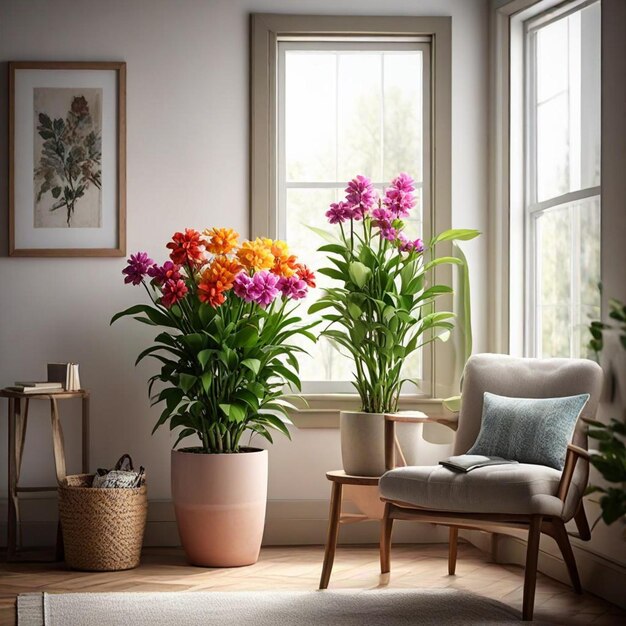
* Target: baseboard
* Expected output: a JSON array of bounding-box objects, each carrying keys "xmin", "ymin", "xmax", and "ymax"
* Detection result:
[
  {"xmin": 461, "ymin": 529, "xmax": 626, "ymax": 610},
  {"xmin": 0, "ymin": 497, "xmax": 448, "ymax": 549}
]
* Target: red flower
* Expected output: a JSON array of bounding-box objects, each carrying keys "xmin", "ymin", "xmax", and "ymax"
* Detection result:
[
  {"xmin": 166, "ymin": 229, "xmax": 206, "ymax": 265},
  {"xmin": 295, "ymin": 264, "xmax": 316, "ymax": 288},
  {"xmin": 198, "ymin": 279, "xmax": 226, "ymax": 308},
  {"xmin": 161, "ymin": 279, "xmax": 188, "ymax": 308}
]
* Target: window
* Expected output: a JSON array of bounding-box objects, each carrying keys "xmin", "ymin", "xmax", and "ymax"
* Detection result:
[
  {"xmin": 277, "ymin": 41, "xmax": 430, "ymax": 393},
  {"xmin": 251, "ymin": 15, "xmax": 452, "ymax": 411},
  {"xmin": 524, "ymin": 0, "xmax": 601, "ymax": 358}
]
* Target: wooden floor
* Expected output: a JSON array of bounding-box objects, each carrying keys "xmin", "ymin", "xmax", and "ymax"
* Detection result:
[{"xmin": 1, "ymin": 543, "xmax": 624, "ymax": 625}]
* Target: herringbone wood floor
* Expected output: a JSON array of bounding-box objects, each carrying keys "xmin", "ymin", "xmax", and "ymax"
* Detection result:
[{"xmin": 1, "ymin": 544, "xmax": 624, "ymax": 625}]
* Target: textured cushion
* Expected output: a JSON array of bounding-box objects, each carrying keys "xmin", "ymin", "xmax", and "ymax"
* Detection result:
[
  {"xmin": 467, "ymin": 392, "xmax": 589, "ymax": 470},
  {"xmin": 379, "ymin": 463, "xmax": 565, "ymax": 517}
]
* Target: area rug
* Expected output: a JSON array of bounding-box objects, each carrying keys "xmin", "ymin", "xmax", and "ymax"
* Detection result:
[{"xmin": 17, "ymin": 588, "xmax": 530, "ymax": 625}]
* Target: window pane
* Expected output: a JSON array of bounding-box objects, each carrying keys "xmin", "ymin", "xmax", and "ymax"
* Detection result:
[
  {"xmin": 281, "ymin": 43, "xmax": 428, "ymax": 385},
  {"xmin": 285, "ymin": 53, "xmax": 337, "ymax": 182},
  {"xmin": 533, "ymin": 1, "xmax": 601, "ymax": 202},
  {"xmin": 534, "ymin": 196, "xmax": 601, "ymax": 358}
]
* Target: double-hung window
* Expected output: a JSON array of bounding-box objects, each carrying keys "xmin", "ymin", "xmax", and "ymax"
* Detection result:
[
  {"xmin": 251, "ymin": 15, "xmax": 452, "ymax": 413},
  {"xmin": 524, "ymin": 0, "xmax": 601, "ymax": 358}
]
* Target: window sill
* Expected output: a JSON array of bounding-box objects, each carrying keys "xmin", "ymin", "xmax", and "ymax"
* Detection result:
[{"xmin": 287, "ymin": 394, "xmax": 452, "ymax": 428}]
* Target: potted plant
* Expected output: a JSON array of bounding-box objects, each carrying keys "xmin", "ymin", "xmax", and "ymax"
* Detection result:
[
  {"xmin": 586, "ymin": 298, "xmax": 626, "ymax": 537},
  {"xmin": 310, "ymin": 173, "xmax": 479, "ymax": 476},
  {"xmin": 112, "ymin": 228, "xmax": 316, "ymax": 566}
]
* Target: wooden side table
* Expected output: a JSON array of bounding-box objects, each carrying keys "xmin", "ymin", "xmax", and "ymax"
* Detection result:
[
  {"xmin": 0, "ymin": 388, "xmax": 90, "ymax": 561},
  {"xmin": 319, "ymin": 470, "xmax": 380, "ymax": 589},
  {"xmin": 319, "ymin": 410, "xmax": 459, "ymax": 589}
]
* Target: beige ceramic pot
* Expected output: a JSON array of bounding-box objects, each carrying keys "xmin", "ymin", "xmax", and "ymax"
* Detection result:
[
  {"xmin": 340, "ymin": 411, "xmax": 422, "ymax": 477},
  {"xmin": 171, "ymin": 447, "xmax": 268, "ymax": 567}
]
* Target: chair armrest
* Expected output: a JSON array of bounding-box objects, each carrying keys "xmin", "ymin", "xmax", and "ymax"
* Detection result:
[{"xmin": 557, "ymin": 444, "xmax": 590, "ymax": 502}]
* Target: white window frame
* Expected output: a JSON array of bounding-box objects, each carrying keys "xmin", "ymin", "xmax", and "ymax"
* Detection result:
[
  {"xmin": 488, "ymin": 0, "xmax": 602, "ymax": 359},
  {"xmin": 276, "ymin": 39, "xmax": 432, "ymax": 395},
  {"xmin": 250, "ymin": 14, "xmax": 452, "ymax": 425}
]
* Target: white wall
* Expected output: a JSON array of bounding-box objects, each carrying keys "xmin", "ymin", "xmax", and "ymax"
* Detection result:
[{"xmin": 0, "ymin": 0, "xmax": 488, "ymax": 514}]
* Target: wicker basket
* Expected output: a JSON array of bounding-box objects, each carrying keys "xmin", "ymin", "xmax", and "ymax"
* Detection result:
[{"xmin": 58, "ymin": 473, "xmax": 147, "ymax": 571}]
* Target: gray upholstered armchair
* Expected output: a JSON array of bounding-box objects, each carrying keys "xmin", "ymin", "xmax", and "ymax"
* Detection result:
[{"xmin": 379, "ymin": 353, "xmax": 603, "ymax": 621}]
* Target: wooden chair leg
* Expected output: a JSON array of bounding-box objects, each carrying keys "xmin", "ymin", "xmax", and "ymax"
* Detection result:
[
  {"xmin": 548, "ymin": 519, "xmax": 582, "ymax": 594},
  {"xmin": 522, "ymin": 515, "xmax": 542, "ymax": 621},
  {"xmin": 380, "ymin": 502, "xmax": 394, "ymax": 575},
  {"xmin": 448, "ymin": 527, "xmax": 458, "ymax": 575},
  {"xmin": 319, "ymin": 481, "xmax": 342, "ymax": 590}
]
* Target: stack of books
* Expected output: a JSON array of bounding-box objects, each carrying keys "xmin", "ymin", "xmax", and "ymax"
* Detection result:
[
  {"xmin": 9, "ymin": 381, "xmax": 64, "ymax": 394},
  {"xmin": 48, "ymin": 363, "xmax": 81, "ymax": 391}
]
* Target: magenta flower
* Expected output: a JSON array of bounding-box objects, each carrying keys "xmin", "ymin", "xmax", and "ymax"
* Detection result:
[
  {"xmin": 398, "ymin": 233, "xmax": 424, "ymax": 253},
  {"xmin": 383, "ymin": 173, "xmax": 416, "ymax": 218},
  {"xmin": 277, "ymin": 275, "xmax": 308, "ymax": 300},
  {"xmin": 248, "ymin": 270, "xmax": 280, "ymax": 308},
  {"xmin": 371, "ymin": 207, "xmax": 392, "ymax": 222},
  {"xmin": 380, "ymin": 222, "xmax": 398, "ymax": 242},
  {"xmin": 233, "ymin": 271, "xmax": 254, "ymax": 301},
  {"xmin": 325, "ymin": 201, "xmax": 351, "ymax": 225},
  {"xmin": 345, "ymin": 175, "xmax": 376, "ymax": 219},
  {"xmin": 147, "ymin": 261, "xmax": 181, "ymax": 285},
  {"xmin": 122, "ymin": 251, "xmax": 154, "ymax": 286},
  {"xmin": 161, "ymin": 278, "xmax": 188, "ymax": 308}
]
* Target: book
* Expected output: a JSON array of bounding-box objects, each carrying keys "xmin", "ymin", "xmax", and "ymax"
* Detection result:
[
  {"xmin": 47, "ymin": 363, "xmax": 81, "ymax": 391},
  {"xmin": 439, "ymin": 455, "xmax": 519, "ymax": 473},
  {"xmin": 7, "ymin": 385, "xmax": 66, "ymax": 394},
  {"xmin": 14, "ymin": 381, "xmax": 63, "ymax": 389}
]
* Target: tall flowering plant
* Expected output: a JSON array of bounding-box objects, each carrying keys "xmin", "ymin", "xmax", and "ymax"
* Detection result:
[
  {"xmin": 310, "ymin": 173, "xmax": 479, "ymax": 413},
  {"xmin": 112, "ymin": 228, "xmax": 317, "ymax": 453}
]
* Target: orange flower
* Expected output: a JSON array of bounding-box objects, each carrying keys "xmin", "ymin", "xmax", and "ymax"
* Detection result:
[
  {"xmin": 197, "ymin": 279, "xmax": 226, "ymax": 308},
  {"xmin": 203, "ymin": 227, "xmax": 239, "ymax": 255},
  {"xmin": 167, "ymin": 229, "xmax": 206, "ymax": 265},
  {"xmin": 202, "ymin": 256, "xmax": 241, "ymax": 290},
  {"xmin": 236, "ymin": 238, "xmax": 274, "ymax": 271},
  {"xmin": 296, "ymin": 263, "xmax": 316, "ymax": 288},
  {"xmin": 273, "ymin": 253, "xmax": 299, "ymax": 278}
]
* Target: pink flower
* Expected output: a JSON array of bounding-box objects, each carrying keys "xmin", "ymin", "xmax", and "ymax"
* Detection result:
[
  {"xmin": 379, "ymin": 222, "xmax": 398, "ymax": 242},
  {"xmin": 383, "ymin": 173, "xmax": 416, "ymax": 218},
  {"xmin": 248, "ymin": 271, "xmax": 280, "ymax": 308},
  {"xmin": 122, "ymin": 251, "xmax": 154, "ymax": 285},
  {"xmin": 161, "ymin": 279, "xmax": 188, "ymax": 308},
  {"xmin": 233, "ymin": 271, "xmax": 254, "ymax": 301},
  {"xmin": 325, "ymin": 201, "xmax": 351, "ymax": 225},
  {"xmin": 371, "ymin": 207, "xmax": 392, "ymax": 222},
  {"xmin": 147, "ymin": 261, "xmax": 181, "ymax": 285},
  {"xmin": 398, "ymin": 233, "xmax": 424, "ymax": 253},
  {"xmin": 277, "ymin": 275, "xmax": 308, "ymax": 300},
  {"xmin": 345, "ymin": 175, "xmax": 376, "ymax": 219}
]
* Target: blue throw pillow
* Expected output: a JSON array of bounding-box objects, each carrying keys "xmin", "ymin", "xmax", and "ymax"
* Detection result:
[{"xmin": 467, "ymin": 392, "xmax": 590, "ymax": 470}]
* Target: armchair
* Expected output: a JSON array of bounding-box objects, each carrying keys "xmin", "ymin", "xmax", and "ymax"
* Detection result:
[{"xmin": 379, "ymin": 353, "xmax": 603, "ymax": 621}]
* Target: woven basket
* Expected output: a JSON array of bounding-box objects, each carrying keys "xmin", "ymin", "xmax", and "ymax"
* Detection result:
[{"xmin": 58, "ymin": 473, "xmax": 147, "ymax": 571}]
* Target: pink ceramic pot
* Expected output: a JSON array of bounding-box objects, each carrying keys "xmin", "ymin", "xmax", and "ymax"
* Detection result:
[{"xmin": 171, "ymin": 447, "xmax": 268, "ymax": 567}]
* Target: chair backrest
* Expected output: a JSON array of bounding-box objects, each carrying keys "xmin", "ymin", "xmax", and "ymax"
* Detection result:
[{"xmin": 454, "ymin": 353, "xmax": 604, "ymax": 456}]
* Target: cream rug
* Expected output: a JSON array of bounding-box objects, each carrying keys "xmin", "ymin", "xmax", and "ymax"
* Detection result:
[{"xmin": 18, "ymin": 589, "xmax": 531, "ymax": 625}]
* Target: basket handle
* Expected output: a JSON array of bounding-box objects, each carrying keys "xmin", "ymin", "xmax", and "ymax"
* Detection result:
[{"xmin": 115, "ymin": 454, "xmax": 134, "ymax": 472}]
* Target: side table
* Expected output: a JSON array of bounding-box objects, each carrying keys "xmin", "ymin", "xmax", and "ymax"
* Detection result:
[
  {"xmin": 0, "ymin": 388, "xmax": 90, "ymax": 561},
  {"xmin": 319, "ymin": 470, "xmax": 380, "ymax": 589}
]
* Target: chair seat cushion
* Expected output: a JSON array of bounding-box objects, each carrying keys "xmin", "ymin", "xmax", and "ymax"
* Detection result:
[{"xmin": 379, "ymin": 463, "xmax": 565, "ymax": 518}]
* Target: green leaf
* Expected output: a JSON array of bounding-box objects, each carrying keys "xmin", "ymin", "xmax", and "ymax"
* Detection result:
[
  {"xmin": 431, "ymin": 228, "xmax": 480, "ymax": 245},
  {"xmin": 308, "ymin": 300, "xmax": 335, "ymax": 315},
  {"xmin": 200, "ymin": 372, "xmax": 212, "ymax": 393},
  {"xmin": 233, "ymin": 325, "xmax": 259, "ymax": 348},
  {"xmin": 423, "ymin": 256, "xmax": 463, "ymax": 271},
  {"xmin": 173, "ymin": 428, "xmax": 197, "ymax": 449},
  {"xmin": 198, "ymin": 349, "xmax": 213, "ymax": 370},
  {"xmin": 178, "ymin": 373, "xmax": 197, "ymax": 393},
  {"xmin": 111, "ymin": 304, "xmax": 155, "ymax": 325},
  {"xmin": 241, "ymin": 358, "xmax": 261, "ymax": 375},
  {"xmin": 348, "ymin": 261, "xmax": 371, "ymax": 288},
  {"xmin": 318, "ymin": 267, "xmax": 345, "ymax": 282},
  {"xmin": 307, "ymin": 224, "xmax": 341, "ymax": 244}
]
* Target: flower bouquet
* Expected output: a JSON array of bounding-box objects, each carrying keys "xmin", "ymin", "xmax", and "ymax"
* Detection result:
[
  {"xmin": 310, "ymin": 173, "xmax": 479, "ymax": 475},
  {"xmin": 112, "ymin": 228, "xmax": 317, "ymax": 454}
]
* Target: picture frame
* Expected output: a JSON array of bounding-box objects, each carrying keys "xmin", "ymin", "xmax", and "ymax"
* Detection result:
[{"xmin": 9, "ymin": 61, "xmax": 126, "ymax": 257}]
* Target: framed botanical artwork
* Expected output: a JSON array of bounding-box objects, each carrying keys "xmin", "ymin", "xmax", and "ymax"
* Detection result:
[{"xmin": 9, "ymin": 61, "xmax": 126, "ymax": 257}]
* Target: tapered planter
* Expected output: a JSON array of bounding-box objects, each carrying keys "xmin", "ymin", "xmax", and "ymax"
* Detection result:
[
  {"xmin": 340, "ymin": 411, "xmax": 421, "ymax": 477},
  {"xmin": 171, "ymin": 447, "xmax": 268, "ymax": 567}
]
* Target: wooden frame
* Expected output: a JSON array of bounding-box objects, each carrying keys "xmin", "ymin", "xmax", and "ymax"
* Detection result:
[
  {"xmin": 8, "ymin": 61, "xmax": 126, "ymax": 257},
  {"xmin": 381, "ymin": 414, "xmax": 592, "ymax": 621}
]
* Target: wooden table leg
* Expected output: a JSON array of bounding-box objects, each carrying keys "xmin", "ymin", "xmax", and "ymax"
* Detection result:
[
  {"xmin": 49, "ymin": 398, "xmax": 67, "ymax": 484},
  {"xmin": 319, "ymin": 481, "xmax": 343, "ymax": 590},
  {"xmin": 81, "ymin": 395, "xmax": 90, "ymax": 474},
  {"xmin": 7, "ymin": 398, "xmax": 17, "ymax": 560}
]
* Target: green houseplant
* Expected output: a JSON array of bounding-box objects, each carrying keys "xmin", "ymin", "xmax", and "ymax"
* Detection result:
[
  {"xmin": 310, "ymin": 173, "xmax": 479, "ymax": 475},
  {"xmin": 586, "ymin": 298, "xmax": 626, "ymax": 533},
  {"xmin": 112, "ymin": 228, "xmax": 316, "ymax": 566}
]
